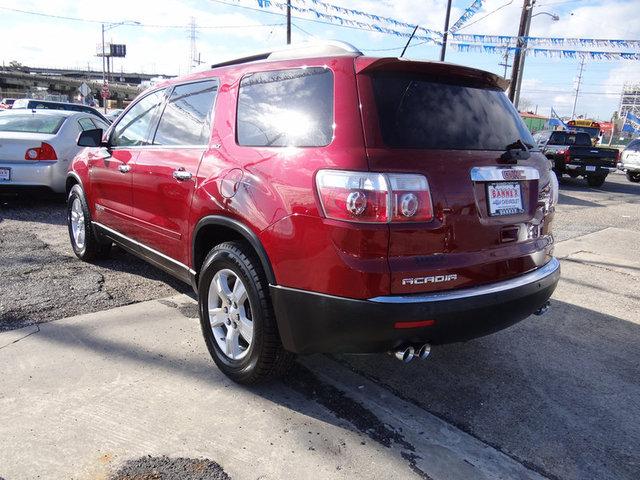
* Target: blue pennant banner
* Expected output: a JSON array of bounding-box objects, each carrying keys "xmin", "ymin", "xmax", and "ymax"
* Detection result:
[
  {"xmin": 449, "ymin": 0, "xmax": 483, "ymax": 34},
  {"xmin": 453, "ymin": 43, "xmax": 640, "ymax": 60}
]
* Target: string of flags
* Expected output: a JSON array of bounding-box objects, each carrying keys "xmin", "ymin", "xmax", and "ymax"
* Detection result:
[
  {"xmin": 451, "ymin": 34, "xmax": 640, "ymax": 50},
  {"xmin": 453, "ymin": 43, "xmax": 640, "ymax": 61},
  {"xmin": 251, "ymin": 0, "xmax": 640, "ymax": 61},
  {"xmin": 449, "ymin": 0, "xmax": 483, "ymax": 34}
]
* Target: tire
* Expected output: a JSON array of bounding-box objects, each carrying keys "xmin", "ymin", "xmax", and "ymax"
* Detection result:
[
  {"xmin": 198, "ymin": 241, "xmax": 293, "ymax": 384},
  {"xmin": 626, "ymin": 171, "xmax": 640, "ymax": 183},
  {"xmin": 586, "ymin": 173, "xmax": 607, "ymax": 187},
  {"xmin": 67, "ymin": 184, "xmax": 111, "ymax": 261}
]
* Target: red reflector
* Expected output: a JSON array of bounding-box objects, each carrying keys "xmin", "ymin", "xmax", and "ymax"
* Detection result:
[{"xmin": 394, "ymin": 319, "xmax": 436, "ymax": 329}]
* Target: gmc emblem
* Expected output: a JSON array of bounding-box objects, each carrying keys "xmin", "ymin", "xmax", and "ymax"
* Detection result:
[
  {"xmin": 502, "ymin": 169, "xmax": 525, "ymax": 180},
  {"xmin": 402, "ymin": 274, "xmax": 458, "ymax": 285}
]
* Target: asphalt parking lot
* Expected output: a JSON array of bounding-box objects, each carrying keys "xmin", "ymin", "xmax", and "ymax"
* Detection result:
[{"xmin": 1, "ymin": 172, "xmax": 639, "ymax": 480}]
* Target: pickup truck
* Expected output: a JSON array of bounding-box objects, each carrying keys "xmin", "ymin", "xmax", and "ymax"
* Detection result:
[{"xmin": 534, "ymin": 130, "xmax": 619, "ymax": 187}]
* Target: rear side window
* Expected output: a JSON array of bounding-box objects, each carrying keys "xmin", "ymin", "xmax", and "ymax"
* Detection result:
[
  {"xmin": 237, "ymin": 67, "xmax": 334, "ymax": 147},
  {"xmin": 78, "ymin": 118, "xmax": 96, "ymax": 131},
  {"xmin": 112, "ymin": 90, "xmax": 165, "ymax": 147},
  {"xmin": 548, "ymin": 132, "xmax": 591, "ymax": 146},
  {"xmin": 0, "ymin": 114, "xmax": 66, "ymax": 134},
  {"xmin": 371, "ymin": 73, "xmax": 535, "ymax": 151},
  {"xmin": 153, "ymin": 80, "xmax": 218, "ymax": 146}
]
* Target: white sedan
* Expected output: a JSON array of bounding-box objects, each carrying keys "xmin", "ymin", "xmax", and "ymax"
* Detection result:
[{"xmin": 0, "ymin": 109, "xmax": 109, "ymax": 193}]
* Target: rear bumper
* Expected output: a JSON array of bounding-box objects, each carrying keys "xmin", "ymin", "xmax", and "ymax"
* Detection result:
[
  {"xmin": 271, "ymin": 257, "xmax": 560, "ymax": 354},
  {"xmin": 563, "ymin": 164, "xmax": 616, "ymax": 175},
  {"xmin": 0, "ymin": 162, "xmax": 67, "ymax": 193}
]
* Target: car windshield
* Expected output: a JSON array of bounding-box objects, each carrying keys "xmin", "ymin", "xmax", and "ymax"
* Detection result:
[
  {"xmin": 548, "ymin": 131, "xmax": 592, "ymax": 146},
  {"xmin": 371, "ymin": 72, "xmax": 535, "ymax": 151},
  {"xmin": 0, "ymin": 114, "xmax": 66, "ymax": 134}
]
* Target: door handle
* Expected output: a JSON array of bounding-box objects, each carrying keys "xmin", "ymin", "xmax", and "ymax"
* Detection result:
[
  {"xmin": 173, "ymin": 169, "xmax": 193, "ymax": 181},
  {"xmin": 118, "ymin": 164, "xmax": 131, "ymax": 173}
]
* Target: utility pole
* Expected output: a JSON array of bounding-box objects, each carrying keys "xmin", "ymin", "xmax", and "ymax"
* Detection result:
[
  {"xmin": 440, "ymin": 0, "xmax": 453, "ymax": 61},
  {"xmin": 571, "ymin": 57, "xmax": 585, "ymax": 119},
  {"xmin": 101, "ymin": 23, "xmax": 107, "ymax": 113},
  {"xmin": 286, "ymin": 1, "xmax": 291, "ymax": 44},
  {"xmin": 188, "ymin": 17, "xmax": 197, "ymax": 72},
  {"xmin": 509, "ymin": 0, "xmax": 532, "ymax": 105},
  {"xmin": 499, "ymin": 49, "xmax": 512, "ymax": 78}
]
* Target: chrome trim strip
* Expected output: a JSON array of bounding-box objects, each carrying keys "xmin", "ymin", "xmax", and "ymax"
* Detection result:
[
  {"xmin": 110, "ymin": 145, "xmax": 207, "ymax": 151},
  {"xmin": 92, "ymin": 221, "xmax": 192, "ymax": 272},
  {"xmin": 470, "ymin": 166, "xmax": 540, "ymax": 182},
  {"xmin": 369, "ymin": 257, "xmax": 560, "ymax": 304}
]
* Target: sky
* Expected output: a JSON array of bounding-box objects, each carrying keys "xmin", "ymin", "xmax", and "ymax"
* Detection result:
[{"xmin": 0, "ymin": 0, "xmax": 638, "ymax": 120}]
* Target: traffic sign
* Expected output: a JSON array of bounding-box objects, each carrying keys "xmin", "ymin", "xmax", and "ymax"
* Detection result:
[
  {"xmin": 78, "ymin": 82, "xmax": 90, "ymax": 97},
  {"xmin": 101, "ymin": 83, "xmax": 110, "ymax": 99}
]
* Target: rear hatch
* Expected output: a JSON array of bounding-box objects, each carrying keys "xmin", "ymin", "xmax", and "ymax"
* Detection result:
[{"xmin": 355, "ymin": 58, "xmax": 554, "ymax": 294}]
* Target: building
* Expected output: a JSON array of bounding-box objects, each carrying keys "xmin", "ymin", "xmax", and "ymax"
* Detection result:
[
  {"xmin": 619, "ymin": 83, "xmax": 640, "ymax": 118},
  {"xmin": 519, "ymin": 112, "xmax": 549, "ymax": 133}
]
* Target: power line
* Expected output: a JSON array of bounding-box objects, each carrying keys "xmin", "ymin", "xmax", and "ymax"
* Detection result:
[
  {"xmin": 455, "ymin": 0, "xmax": 516, "ymax": 32},
  {"xmin": 0, "ymin": 5, "xmax": 282, "ymax": 29}
]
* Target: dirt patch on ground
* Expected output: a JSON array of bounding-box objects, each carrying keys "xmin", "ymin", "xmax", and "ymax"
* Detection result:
[{"xmin": 109, "ymin": 456, "xmax": 231, "ymax": 480}]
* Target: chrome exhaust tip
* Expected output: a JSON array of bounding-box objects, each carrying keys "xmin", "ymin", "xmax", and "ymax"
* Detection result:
[
  {"xmin": 534, "ymin": 301, "xmax": 551, "ymax": 316},
  {"xmin": 416, "ymin": 343, "xmax": 431, "ymax": 360},
  {"xmin": 393, "ymin": 346, "xmax": 415, "ymax": 363}
]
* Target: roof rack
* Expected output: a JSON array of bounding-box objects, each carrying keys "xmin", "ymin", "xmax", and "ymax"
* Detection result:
[{"xmin": 209, "ymin": 40, "xmax": 362, "ymax": 69}]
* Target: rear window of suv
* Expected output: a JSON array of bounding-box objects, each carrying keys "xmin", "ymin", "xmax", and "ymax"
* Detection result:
[
  {"xmin": 236, "ymin": 67, "xmax": 334, "ymax": 147},
  {"xmin": 371, "ymin": 73, "xmax": 535, "ymax": 151}
]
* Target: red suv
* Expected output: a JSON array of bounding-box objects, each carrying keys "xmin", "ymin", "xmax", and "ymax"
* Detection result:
[{"xmin": 67, "ymin": 42, "xmax": 560, "ymax": 384}]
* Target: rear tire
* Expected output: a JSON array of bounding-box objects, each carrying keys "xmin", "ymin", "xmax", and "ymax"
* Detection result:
[
  {"xmin": 626, "ymin": 171, "xmax": 640, "ymax": 183},
  {"xmin": 586, "ymin": 174, "xmax": 607, "ymax": 187},
  {"xmin": 67, "ymin": 184, "xmax": 111, "ymax": 261},
  {"xmin": 198, "ymin": 241, "xmax": 293, "ymax": 384}
]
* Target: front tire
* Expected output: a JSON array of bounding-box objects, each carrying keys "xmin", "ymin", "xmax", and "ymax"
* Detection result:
[
  {"xmin": 586, "ymin": 173, "xmax": 607, "ymax": 187},
  {"xmin": 198, "ymin": 241, "xmax": 293, "ymax": 384},
  {"xmin": 626, "ymin": 171, "xmax": 640, "ymax": 183},
  {"xmin": 67, "ymin": 184, "xmax": 111, "ymax": 261}
]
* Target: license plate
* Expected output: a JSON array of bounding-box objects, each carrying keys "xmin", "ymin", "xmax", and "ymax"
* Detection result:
[
  {"xmin": 586, "ymin": 165, "xmax": 596, "ymax": 172},
  {"xmin": 0, "ymin": 167, "xmax": 10, "ymax": 181},
  {"xmin": 487, "ymin": 182, "xmax": 524, "ymax": 216}
]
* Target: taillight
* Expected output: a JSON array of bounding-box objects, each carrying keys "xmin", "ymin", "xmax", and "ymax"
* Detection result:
[
  {"xmin": 25, "ymin": 143, "xmax": 58, "ymax": 161},
  {"xmin": 315, "ymin": 170, "xmax": 433, "ymax": 223},
  {"xmin": 563, "ymin": 150, "xmax": 571, "ymax": 163}
]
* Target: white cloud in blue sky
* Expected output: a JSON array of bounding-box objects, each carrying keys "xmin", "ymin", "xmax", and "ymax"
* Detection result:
[{"xmin": 0, "ymin": 0, "xmax": 638, "ymax": 120}]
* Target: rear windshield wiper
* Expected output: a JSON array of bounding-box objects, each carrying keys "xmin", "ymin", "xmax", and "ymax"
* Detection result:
[{"xmin": 500, "ymin": 139, "xmax": 531, "ymax": 164}]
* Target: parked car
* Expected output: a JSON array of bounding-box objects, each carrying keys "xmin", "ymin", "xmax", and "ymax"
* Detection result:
[
  {"xmin": 534, "ymin": 129, "xmax": 619, "ymax": 187},
  {"xmin": 619, "ymin": 139, "xmax": 640, "ymax": 183},
  {"xmin": 67, "ymin": 41, "xmax": 560, "ymax": 384},
  {"xmin": 0, "ymin": 98, "xmax": 16, "ymax": 109},
  {"xmin": 12, "ymin": 98, "xmax": 110, "ymax": 123},
  {"xmin": 0, "ymin": 109, "xmax": 109, "ymax": 193}
]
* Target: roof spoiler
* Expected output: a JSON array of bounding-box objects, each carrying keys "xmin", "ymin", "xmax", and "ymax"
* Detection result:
[{"xmin": 355, "ymin": 57, "xmax": 510, "ymax": 91}]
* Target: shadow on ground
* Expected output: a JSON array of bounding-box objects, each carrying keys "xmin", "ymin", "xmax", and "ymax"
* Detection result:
[{"xmin": 18, "ymin": 297, "xmax": 640, "ymax": 480}]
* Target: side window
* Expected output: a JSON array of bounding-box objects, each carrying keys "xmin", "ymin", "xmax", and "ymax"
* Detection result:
[
  {"xmin": 153, "ymin": 80, "xmax": 218, "ymax": 146},
  {"xmin": 237, "ymin": 67, "xmax": 334, "ymax": 147},
  {"xmin": 111, "ymin": 90, "xmax": 165, "ymax": 147},
  {"xmin": 78, "ymin": 118, "xmax": 96, "ymax": 131},
  {"xmin": 91, "ymin": 118, "xmax": 110, "ymax": 130},
  {"xmin": 629, "ymin": 140, "xmax": 640, "ymax": 151}
]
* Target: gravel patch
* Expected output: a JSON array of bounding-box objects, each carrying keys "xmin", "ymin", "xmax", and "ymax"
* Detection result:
[
  {"xmin": 0, "ymin": 195, "xmax": 188, "ymax": 331},
  {"xmin": 109, "ymin": 456, "xmax": 231, "ymax": 480}
]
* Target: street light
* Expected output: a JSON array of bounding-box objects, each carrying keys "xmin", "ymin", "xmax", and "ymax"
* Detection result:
[
  {"xmin": 512, "ymin": 5, "xmax": 559, "ymax": 110},
  {"xmin": 101, "ymin": 20, "xmax": 140, "ymax": 112}
]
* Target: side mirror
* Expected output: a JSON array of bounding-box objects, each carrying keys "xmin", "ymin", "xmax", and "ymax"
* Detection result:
[{"xmin": 77, "ymin": 128, "xmax": 105, "ymax": 147}]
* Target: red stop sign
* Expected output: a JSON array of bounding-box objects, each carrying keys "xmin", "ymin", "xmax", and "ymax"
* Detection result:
[{"xmin": 101, "ymin": 84, "xmax": 110, "ymax": 99}]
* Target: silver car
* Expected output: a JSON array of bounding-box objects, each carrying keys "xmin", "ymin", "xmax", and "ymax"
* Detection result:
[
  {"xmin": 619, "ymin": 139, "xmax": 640, "ymax": 183},
  {"xmin": 0, "ymin": 110, "xmax": 109, "ymax": 193}
]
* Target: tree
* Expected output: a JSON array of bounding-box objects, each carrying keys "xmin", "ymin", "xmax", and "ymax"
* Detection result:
[{"xmin": 8, "ymin": 60, "xmax": 23, "ymax": 69}]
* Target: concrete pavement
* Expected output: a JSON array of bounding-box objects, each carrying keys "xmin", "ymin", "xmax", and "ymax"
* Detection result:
[{"xmin": 0, "ymin": 295, "xmax": 546, "ymax": 480}]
